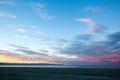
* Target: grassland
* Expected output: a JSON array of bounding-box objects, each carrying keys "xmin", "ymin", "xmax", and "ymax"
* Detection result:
[{"xmin": 0, "ymin": 67, "xmax": 120, "ymax": 80}]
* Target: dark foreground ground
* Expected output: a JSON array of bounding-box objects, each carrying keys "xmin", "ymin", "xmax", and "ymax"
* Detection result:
[{"xmin": 0, "ymin": 67, "xmax": 120, "ymax": 80}]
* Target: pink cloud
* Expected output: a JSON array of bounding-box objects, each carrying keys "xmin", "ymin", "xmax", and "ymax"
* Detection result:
[
  {"xmin": 79, "ymin": 54, "xmax": 101, "ymax": 62},
  {"xmin": 75, "ymin": 18, "xmax": 93, "ymax": 23},
  {"xmin": 89, "ymin": 23, "xmax": 103, "ymax": 33},
  {"xmin": 100, "ymin": 51, "xmax": 120, "ymax": 62},
  {"xmin": 75, "ymin": 18, "xmax": 104, "ymax": 33},
  {"xmin": 78, "ymin": 51, "xmax": 120, "ymax": 63}
]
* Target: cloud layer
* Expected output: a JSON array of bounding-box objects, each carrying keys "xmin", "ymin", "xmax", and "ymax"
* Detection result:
[
  {"xmin": 1, "ymin": 31, "xmax": 120, "ymax": 65},
  {"xmin": 56, "ymin": 31, "xmax": 120, "ymax": 64}
]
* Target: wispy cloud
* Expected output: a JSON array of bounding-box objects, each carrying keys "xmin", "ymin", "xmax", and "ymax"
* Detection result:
[
  {"xmin": 32, "ymin": 3, "xmax": 54, "ymax": 20},
  {"xmin": 16, "ymin": 28, "xmax": 26, "ymax": 32},
  {"xmin": 84, "ymin": 6, "xmax": 101, "ymax": 12},
  {"xmin": 8, "ymin": 44, "xmax": 47, "ymax": 55},
  {"xmin": 16, "ymin": 49, "xmax": 47, "ymax": 55},
  {"xmin": 8, "ymin": 24, "xmax": 44, "ymax": 35},
  {"xmin": 36, "ymin": 31, "xmax": 43, "ymax": 34},
  {"xmin": 9, "ymin": 44, "xmax": 29, "ymax": 49},
  {"xmin": 76, "ymin": 18, "xmax": 93, "ymax": 23},
  {"xmin": 14, "ymin": 34, "xmax": 48, "ymax": 42},
  {"xmin": 8, "ymin": 24, "xmax": 46, "ymax": 41},
  {"xmin": 7, "ymin": 13, "xmax": 16, "ymax": 18},
  {"xmin": 0, "ymin": 12, "xmax": 16, "ymax": 19},
  {"xmin": 75, "ymin": 18, "xmax": 105, "ymax": 33},
  {"xmin": 0, "ymin": 12, "xmax": 4, "ymax": 16},
  {"xmin": 36, "ymin": 37, "xmax": 48, "ymax": 42},
  {"xmin": 0, "ymin": 0, "xmax": 16, "ymax": 6},
  {"xmin": 14, "ymin": 34, "xmax": 29, "ymax": 39}
]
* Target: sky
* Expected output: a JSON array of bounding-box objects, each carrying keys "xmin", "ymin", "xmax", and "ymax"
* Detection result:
[{"xmin": 0, "ymin": 0, "xmax": 120, "ymax": 65}]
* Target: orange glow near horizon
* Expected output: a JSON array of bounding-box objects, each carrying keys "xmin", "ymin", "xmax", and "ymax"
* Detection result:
[
  {"xmin": 1, "ymin": 52, "xmax": 120, "ymax": 64},
  {"xmin": 0, "ymin": 53, "xmax": 57, "ymax": 64}
]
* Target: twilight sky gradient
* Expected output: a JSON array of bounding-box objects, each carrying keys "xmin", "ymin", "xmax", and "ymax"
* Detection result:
[{"xmin": 0, "ymin": 0, "xmax": 120, "ymax": 65}]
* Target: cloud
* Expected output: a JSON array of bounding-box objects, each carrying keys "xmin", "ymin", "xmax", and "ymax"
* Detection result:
[
  {"xmin": 7, "ymin": 13, "xmax": 16, "ymax": 18},
  {"xmin": 106, "ymin": 32, "xmax": 120, "ymax": 51},
  {"xmin": 16, "ymin": 49, "xmax": 47, "ymax": 55},
  {"xmin": 84, "ymin": 6, "xmax": 101, "ymax": 12},
  {"xmin": 14, "ymin": 34, "xmax": 29, "ymax": 38},
  {"xmin": 78, "ymin": 54, "xmax": 100, "ymax": 62},
  {"xmin": 1, "ymin": 30, "xmax": 120, "ymax": 64},
  {"xmin": 8, "ymin": 44, "xmax": 42, "ymax": 55},
  {"xmin": 74, "ymin": 34, "xmax": 93, "ymax": 41},
  {"xmin": 76, "ymin": 18, "xmax": 93, "ymax": 23},
  {"xmin": 16, "ymin": 28, "xmax": 26, "ymax": 32},
  {"xmin": 108, "ymin": 32, "xmax": 120, "ymax": 42},
  {"xmin": 89, "ymin": 23, "xmax": 105, "ymax": 33},
  {"xmin": 14, "ymin": 34, "xmax": 48, "ymax": 42},
  {"xmin": 36, "ymin": 31, "xmax": 43, "ymax": 34},
  {"xmin": 1, "ymin": 31, "xmax": 120, "ymax": 64},
  {"xmin": 39, "ymin": 50, "xmax": 48, "ymax": 54},
  {"xmin": 8, "ymin": 44, "xmax": 48, "ymax": 55},
  {"xmin": 2, "ymin": 43, "xmax": 78, "ymax": 63},
  {"xmin": 56, "ymin": 31, "xmax": 120, "ymax": 63},
  {"xmin": 8, "ymin": 44, "xmax": 29, "ymax": 49},
  {"xmin": 100, "ymin": 51, "xmax": 120, "ymax": 62},
  {"xmin": 0, "ymin": 12, "xmax": 16, "ymax": 19},
  {"xmin": 0, "ymin": 50, "xmax": 55, "ymax": 63},
  {"xmin": 0, "ymin": 12, "xmax": 5, "ymax": 16},
  {"xmin": 32, "ymin": 3, "xmax": 54, "ymax": 20},
  {"xmin": 0, "ymin": 49, "xmax": 76, "ymax": 64},
  {"xmin": 78, "ymin": 52, "xmax": 120, "ymax": 63},
  {"xmin": 50, "ymin": 52, "xmax": 77, "ymax": 59},
  {"xmin": 75, "ymin": 18, "xmax": 105, "ymax": 33},
  {"xmin": 0, "ymin": 0, "xmax": 16, "ymax": 6},
  {"xmin": 36, "ymin": 38, "xmax": 48, "ymax": 41}
]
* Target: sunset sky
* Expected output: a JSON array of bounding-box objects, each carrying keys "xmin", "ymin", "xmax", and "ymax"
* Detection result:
[{"xmin": 0, "ymin": 0, "xmax": 120, "ymax": 65}]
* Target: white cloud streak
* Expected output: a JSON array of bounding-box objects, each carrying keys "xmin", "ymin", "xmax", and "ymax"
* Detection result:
[
  {"xmin": 0, "ymin": 0, "xmax": 16, "ymax": 6},
  {"xmin": 16, "ymin": 28, "xmax": 26, "ymax": 32},
  {"xmin": 14, "ymin": 34, "xmax": 29, "ymax": 39},
  {"xmin": 32, "ymin": 3, "xmax": 53, "ymax": 20},
  {"xmin": 0, "ymin": 12, "xmax": 16, "ymax": 19},
  {"xmin": 76, "ymin": 18, "xmax": 93, "ymax": 23},
  {"xmin": 84, "ymin": 6, "xmax": 101, "ymax": 12},
  {"xmin": 36, "ymin": 31, "xmax": 43, "ymax": 34}
]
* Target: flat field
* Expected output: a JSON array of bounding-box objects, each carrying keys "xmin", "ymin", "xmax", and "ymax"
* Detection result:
[{"xmin": 0, "ymin": 67, "xmax": 120, "ymax": 80}]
